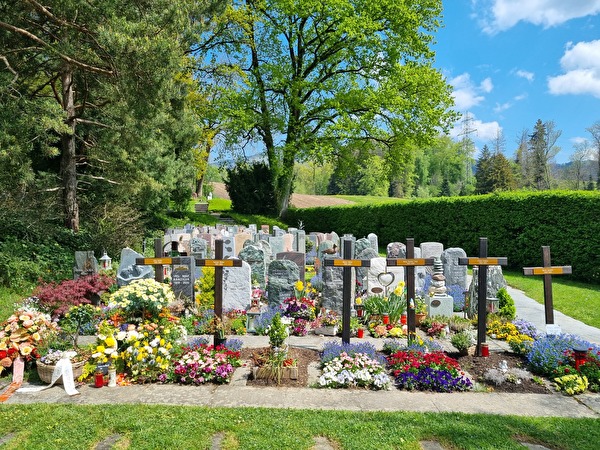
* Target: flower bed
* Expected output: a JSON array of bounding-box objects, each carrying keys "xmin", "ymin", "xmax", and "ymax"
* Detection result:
[{"xmin": 388, "ymin": 350, "xmax": 472, "ymax": 392}]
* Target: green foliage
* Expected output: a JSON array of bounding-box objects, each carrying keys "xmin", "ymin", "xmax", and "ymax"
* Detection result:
[
  {"xmin": 497, "ymin": 287, "xmax": 516, "ymax": 320},
  {"xmin": 268, "ymin": 313, "xmax": 288, "ymax": 349},
  {"xmin": 225, "ymin": 162, "xmax": 277, "ymax": 215},
  {"xmin": 287, "ymin": 190, "xmax": 600, "ymax": 283},
  {"xmin": 196, "ymin": 267, "xmax": 216, "ymax": 309}
]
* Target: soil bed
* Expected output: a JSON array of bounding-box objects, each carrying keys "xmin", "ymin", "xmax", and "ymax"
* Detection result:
[
  {"xmin": 452, "ymin": 351, "xmax": 551, "ymax": 394},
  {"xmin": 241, "ymin": 347, "xmax": 319, "ymax": 387}
]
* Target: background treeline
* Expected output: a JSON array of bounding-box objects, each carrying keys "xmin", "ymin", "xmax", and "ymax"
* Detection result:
[{"xmin": 285, "ymin": 191, "xmax": 600, "ymax": 284}]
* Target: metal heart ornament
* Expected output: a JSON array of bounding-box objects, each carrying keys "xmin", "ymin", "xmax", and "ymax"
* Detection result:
[{"xmin": 377, "ymin": 272, "xmax": 395, "ymax": 288}]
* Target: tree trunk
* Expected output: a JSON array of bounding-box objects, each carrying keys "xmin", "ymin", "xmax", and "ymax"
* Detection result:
[{"xmin": 60, "ymin": 66, "xmax": 79, "ymax": 232}]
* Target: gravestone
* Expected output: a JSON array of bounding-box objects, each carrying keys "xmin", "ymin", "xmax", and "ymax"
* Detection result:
[
  {"xmin": 367, "ymin": 233, "xmax": 379, "ymax": 252},
  {"xmin": 282, "ymin": 233, "xmax": 295, "ymax": 252},
  {"xmin": 267, "ymin": 260, "xmax": 300, "ymax": 306},
  {"xmin": 171, "ymin": 257, "xmax": 195, "ymax": 303},
  {"xmin": 466, "ymin": 266, "xmax": 507, "ymax": 317},
  {"xmin": 277, "ymin": 251, "xmax": 306, "ymax": 283},
  {"xmin": 117, "ymin": 248, "xmax": 153, "ymax": 286},
  {"xmin": 239, "ymin": 245, "xmax": 267, "ymax": 288},
  {"xmin": 190, "ymin": 238, "xmax": 208, "ymax": 259},
  {"xmin": 222, "ymin": 260, "xmax": 252, "ymax": 311},
  {"xmin": 261, "ymin": 224, "xmax": 270, "ymax": 234},
  {"xmin": 257, "ymin": 239, "xmax": 273, "ymax": 263},
  {"xmin": 420, "ymin": 242, "xmax": 444, "ymax": 276},
  {"xmin": 356, "ymin": 248, "xmax": 379, "ymax": 290},
  {"xmin": 327, "ymin": 231, "xmax": 340, "ymax": 249},
  {"xmin": 306, "ymin": 234, "xmax": 318, "ymax": 265},
  {"xmin": 73, "ymin": 251, "xmax": 98, "ymax": 279},
  {"xmin": 367, "ymin": 257, "xmax": 404, "ymax": 295},
  {"xmin": 317, "ymin": 240, "xmax": 336, "ymax": 260},
  {"xmin": 221, "ymin": 237, "xmax": 235, "ymax": 259},
  {"xmin": 295, "ymin": 229, "xmax": 306, "ymax": 253},
  {"xmin": 340, "ymin": 235, "xmax": 355, "ymax": 258},
  {"xmin": 354, "ymin": 238, "xmax": 372, "ymax": 258},
  {"xmin": 269, "ymin": 235, "xmax": 285, "ymax": 256},
  {"xmin": 234, "ymin": 232, "xmax": 252, "ymax": 257},
  {"xmin": 387, "ymin": 242, "xmax": 406, "ymax": 258},
  {"xmin": 321, "ymin": 256, "xmax": 348, "ymax": 313},
  {"xmin": 441, "ymin": 247, "xmax": 468, "ymax": 290}
]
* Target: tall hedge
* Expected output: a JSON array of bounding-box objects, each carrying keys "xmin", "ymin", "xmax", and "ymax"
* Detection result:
[{"xmin": 285, "ymin": 191, "xmax": 600, "ymax": 283}]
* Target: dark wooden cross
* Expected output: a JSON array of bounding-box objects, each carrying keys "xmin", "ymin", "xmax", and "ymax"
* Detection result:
[
  {"xmin": 137, "ymin": 239, "xmax": 242, "ymax": 346},
  {"xmin": 459, "ymin": 237, "xmax": 507, "ymax": 357},
  {"xmin": 386, "ymin": 238, "xmax": 434, "ymax": 338},
  {"xmin": 523, "ymin": 246, "xmax": 572, "ymax": 325},
  {"xmin": 323, "ymin": 238, "xmax": 371, "ymax": 344}
]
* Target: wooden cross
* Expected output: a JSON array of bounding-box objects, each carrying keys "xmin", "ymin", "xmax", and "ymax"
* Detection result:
[
  {"xmin": 459, "ymin": 238, "xmax": 507, "ymax": 357},
  {"xmin": 137, "ymin": 239, "xmax": 242, "ymax": 346},
  {"xmin": 386, "ymin": 238, "xmax": 434, "ymax": 338},
  {"xmin": 523, "ymin": 246, "xmax": 572, "ymax": 326},
  {"xmin": 323, "ymin": 238, "xmax": 371, "ymax": 344}
]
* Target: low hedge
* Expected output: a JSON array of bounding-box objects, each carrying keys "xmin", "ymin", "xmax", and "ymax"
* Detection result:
[{"xmin": 285, "ymin": 190, "xmax": 600, "ymax": 283}]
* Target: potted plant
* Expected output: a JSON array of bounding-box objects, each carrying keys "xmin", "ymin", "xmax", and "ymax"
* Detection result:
[
  {"xmin": 313, "ymin": 309, "xmax": 339, "ymax": 336},
  {"xmin": 415, "ymin": 296, "xmax": 428, "ymax": 326},
  {"xmin": 451, "ymin": 330, "xmax": 475, "ymax": 356}
]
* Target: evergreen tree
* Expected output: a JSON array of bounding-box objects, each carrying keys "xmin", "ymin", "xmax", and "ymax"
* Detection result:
[
  {"xmin": 529, "ymin": 120, "xmax": 548, "ymax": 190},
  {"xmin": 475, "ymin": 145, "xmax": 493, "ymax": 194},
  {"xmin": 488, "ymin": 153, "xmax": 517, "ymax": 192},
  {"xmin": 586, "ymin": 121, "xmax": 600, "ymax": 189}
]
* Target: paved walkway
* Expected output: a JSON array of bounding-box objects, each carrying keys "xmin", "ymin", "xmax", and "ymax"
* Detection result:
[{"xmin": 4, "ymin": 288, "xmax": 600, "ymax": 418}]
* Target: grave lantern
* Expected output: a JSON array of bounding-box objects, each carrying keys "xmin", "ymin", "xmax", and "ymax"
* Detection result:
[
  {"xmin": 246, "ymin": 307, "xmax": 261, "ymax": 333},
  {"xmin": 572, "ymin": 344, "xmax": 589, "ymax": 370},
  {"xmin": 99, "ymin": 251, "xmax": 112, "ymax": 270}
]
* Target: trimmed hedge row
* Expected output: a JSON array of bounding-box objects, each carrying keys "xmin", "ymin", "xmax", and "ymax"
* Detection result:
[{"xmin": 285, "ymin": 191, "xmax": 600, "ymax": 284}]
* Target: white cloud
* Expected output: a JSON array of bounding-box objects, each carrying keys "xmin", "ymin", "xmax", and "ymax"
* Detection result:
[
  {"xmin": 515, "ymin": 70, "xmax": 534, "ymax": 82},
  {"xmin": 494, "ymin": 102, "xmax": 511, "ymax": 113},
  {"xmin": 449, "ymin": 73, "xmax": 493, "ymax": 110},
  {"xmin": 548, "ymin": 40, "xmax": 600, "ymax": 98},
  {"xmin": 476, "ymin": 0, "xmax": 600, "ymax": 34},
  {"xmin": 449, "ymin": 114, "xmax": 501, "ymax": 142},
  {"xmin": 480, "ymin": 77, "xmax": 493, "ymax": 93}
]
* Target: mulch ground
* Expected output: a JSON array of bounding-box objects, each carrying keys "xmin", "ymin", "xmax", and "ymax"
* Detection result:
[{"xmin": 241, "ymin": 346, "xmax": 552, "ymax": 393}]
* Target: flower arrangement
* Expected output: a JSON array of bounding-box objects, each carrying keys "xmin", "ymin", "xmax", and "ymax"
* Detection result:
[
  {"xmin": 506, "ymin": 333, "xmax": 534, "ymax": 355},
  {"xmin": 319, "ymin": 309, "xmax": 339, "ymax": 327},
  {"xmin": 283, "ymin": 281, "xmax": 317, "ymax": 320},
  {"xmin": 321, "ymin": 341, "xmax": 387, "ymax": 365},
  {"xmin": 120, "ymin": 320, "xmax": 186, "ymax": 382},
  {"xmin": 0, "ymin": 309, "xmax": 57, "ymax": 374},
  {"xmin": 526, "ymin": 334, "xmax": 591, "ymax": 377},
  {"xmin": 108, "ymin": 278, "xmax": 175, "ymax": 322},
  {"xmin": 426, "ymin": 321, "xmax": 447, "ymax": 338},
  {"xmin": 166, "ymin": 341, "xmax": 241, "ymax": 385},
  {"xmin": 318, "ymin": 352, "xmax": 391, "ymax": 390},
  {"xmin": 554, "ymin": 374, "xmax": 588, "ymax": 395},
  {"xmin": 388, "ymin": 350, "xmax": 472, "ymax": 392},
  {"xmin": 291, "ymin": 318, "xmax": 309, "ymax": 336},
  {"xmin": 59, "ymin": 304, "xmax": 102, "ymax": 346},
  {"xmin": 486, "ymin": 319, "xmax": 519, "ymax": 340},
  {"xmin": 511, "ymin": 319, "xmax": 540, "ymax": 340}
]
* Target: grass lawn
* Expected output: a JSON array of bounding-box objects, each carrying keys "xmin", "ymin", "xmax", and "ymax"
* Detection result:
[
  {"xmin": 1, "ymin": 404, "xmax": 598, "ymax": 450},
  {"xmin": 503, "ymin": 270, "xmax": 600, "ymax": 329}
]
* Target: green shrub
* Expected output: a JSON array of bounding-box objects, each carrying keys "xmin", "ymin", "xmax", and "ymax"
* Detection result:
[
  {"xmin": 286, "ymin": 191, "xmax": 600, "ymax": 283},
  {"xmin": 497, "ymin": 287, "xmax": 516, "ymax": 320},
  {"xmin": 225, "ymin": 162, "xmax": 277, "ymax": 215}
]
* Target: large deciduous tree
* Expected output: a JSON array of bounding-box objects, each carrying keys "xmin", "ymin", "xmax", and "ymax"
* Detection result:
[
  {"xmin": 197, "ymin": 0, "xmax": 456, "ymax": 216},
  {"xmin": 0, "ymin": 0, "xmax": 202, "ymax": 231}
]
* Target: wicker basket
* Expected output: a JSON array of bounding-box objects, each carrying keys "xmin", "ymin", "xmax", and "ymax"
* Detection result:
[{"xmin": 36, "ymin": 360, "xmax": 86, "ymax": 385}]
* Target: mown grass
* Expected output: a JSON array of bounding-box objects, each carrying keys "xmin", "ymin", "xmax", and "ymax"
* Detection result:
[
  {"xmin": 336, "ymin": 195, "xmax": 406, "ymax": 205},
  {"xmin": 0, "ymin": 404, "xmax": 598, "ymax": 450},
  {"xmin": 503, "ymin": 270, "xmax": 600, "ymax": 328}
]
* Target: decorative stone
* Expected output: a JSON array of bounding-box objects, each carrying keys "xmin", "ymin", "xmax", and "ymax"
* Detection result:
[{"xmin": 267, "ymin": 260, "xmax": 300, "ymax": 306}]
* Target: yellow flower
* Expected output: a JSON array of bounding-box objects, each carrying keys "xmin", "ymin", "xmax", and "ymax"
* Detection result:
[
  {"xmin": 96, "ymin": 345, "xmax": 106, "ymax": 353},
  {"xmin": 295, "ymin": 280, "xmax": 304, "ymax": 292},
  {"xmin": 105, "ymin": 336, "xmax": 117, "ymax": 347}
]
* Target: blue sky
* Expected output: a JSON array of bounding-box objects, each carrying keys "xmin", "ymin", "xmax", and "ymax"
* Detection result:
[{"xmin": 434, "ymin": 0, "xmax": 600, "ymax": 163}]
